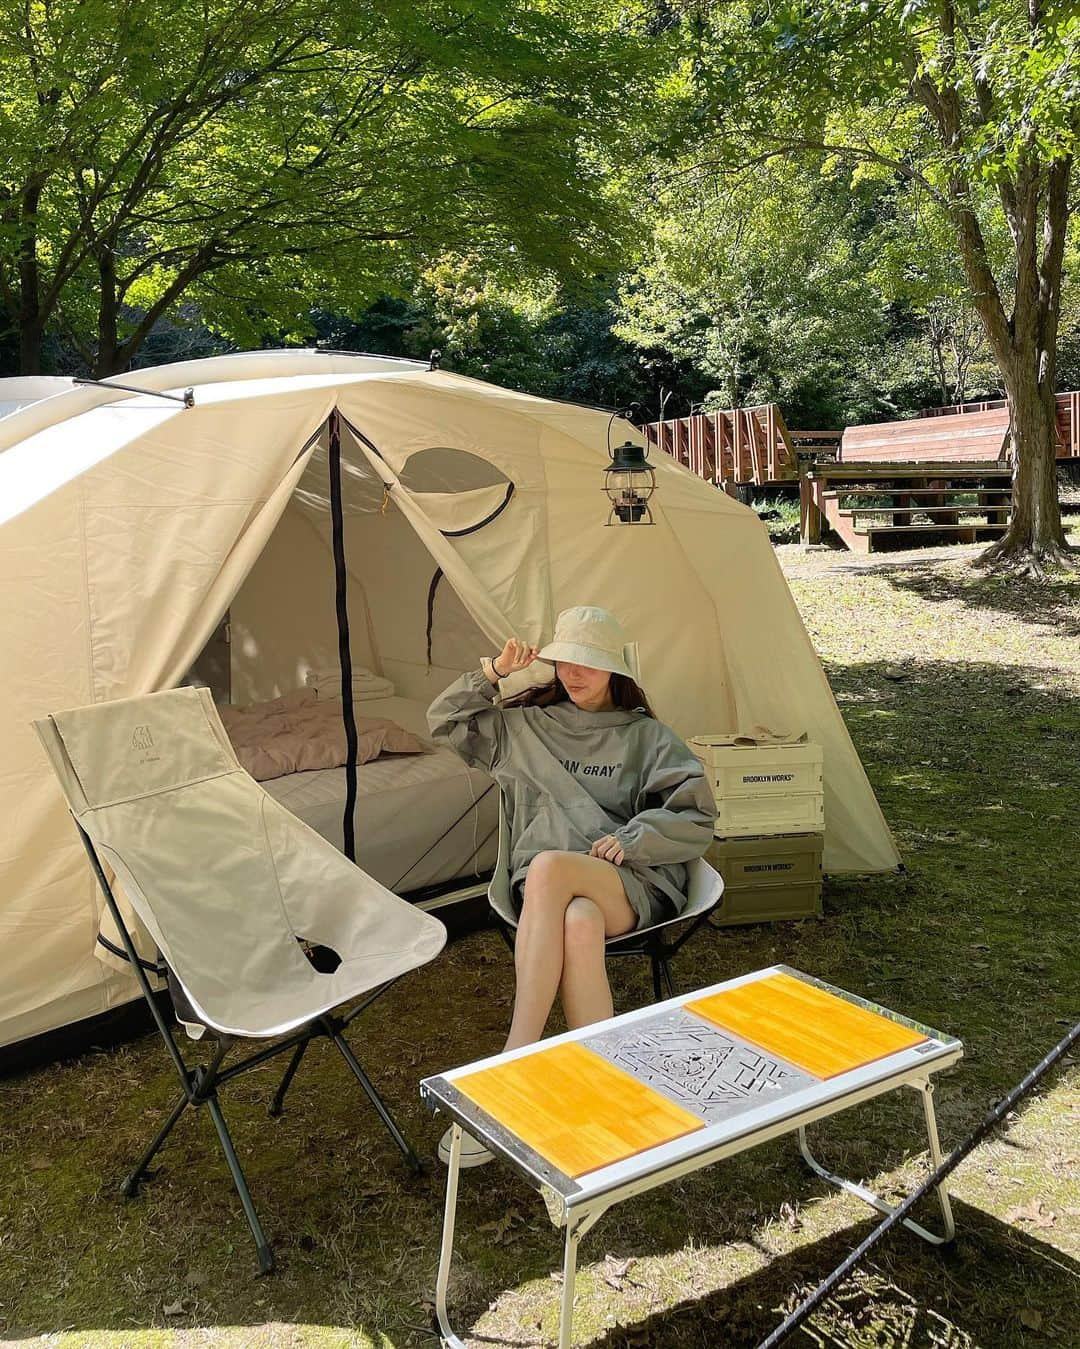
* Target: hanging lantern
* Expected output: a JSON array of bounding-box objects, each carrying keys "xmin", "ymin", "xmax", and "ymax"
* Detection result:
[{"xmin": 604, "ymin": 439, "xmax": 656, "ymax": 525}]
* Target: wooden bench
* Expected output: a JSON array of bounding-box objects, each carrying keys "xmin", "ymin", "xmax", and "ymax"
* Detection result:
[{"xmin": 800, "ymin": 461, "xmax": 1013, "ymax": 552}]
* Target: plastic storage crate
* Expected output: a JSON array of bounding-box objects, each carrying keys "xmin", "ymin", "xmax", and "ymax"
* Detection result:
[
  {"xmin": 706, "ymin": 833, "xmax": 823, "ymax": 926},
  {"xmin": 689, "ymin": 737, "xmax": 824, "ymax": 837}
]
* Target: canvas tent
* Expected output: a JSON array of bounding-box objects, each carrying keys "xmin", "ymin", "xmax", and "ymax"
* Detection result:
[
  {"xmin": 0, "ymin": 350, "xmax": 899, "ymax": 1055},
  {"xmin": 0, "ymin": 376, "xmax": 73, "ymax": 420}
]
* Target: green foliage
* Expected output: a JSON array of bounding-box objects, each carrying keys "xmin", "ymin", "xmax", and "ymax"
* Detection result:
[
  {"xmin": 411, "ymin": 258, "xmax": 665, "ymax": 407},
  {"xmin": 610, "ymin": 140, "xmax": 1080, "ymax": 428},
  {"xmin": 691, "ymin": 0, "xmax": 1080, "ymax": 180},
  {"xmin": 4, "ymin": 0, "xmax": 1079, "ymax": 467},
  {"xmin": 312, "ymin": 262, "xmax": 663, "ymax": 412},
  {"xmin": 616, "ymin": 159, "xmax": 888, "ymax": 426},
  {"xmin": 679, "ymin": 2, "xmax": 1078, "ymax": 351},
  {"xmin": 0, "ymin": 0, "xmax": 650, "ymax": 373},
  {"xmin": 612, "ymin": 153, "xmax": 1014, "ymax": 426},
  {"xmin": 608, "ymin": 0, "xmax": 1080, "ymax": 566}
]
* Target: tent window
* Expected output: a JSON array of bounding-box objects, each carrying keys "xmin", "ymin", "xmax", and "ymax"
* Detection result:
[{"xmin": 399, "ymin": 447, "xmax": 511, "ymax": 495}]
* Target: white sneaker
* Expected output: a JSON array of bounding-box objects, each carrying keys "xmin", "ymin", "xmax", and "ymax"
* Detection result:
[{"xmin": 438, "ymin": 1124, "xmax": 494, "ymax": 1168}]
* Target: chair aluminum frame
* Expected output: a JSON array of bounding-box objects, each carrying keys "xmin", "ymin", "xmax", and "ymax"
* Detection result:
[
  {"xmin": 488, "ymin": 792, "xmax": 725, "ymax": 1000},
  {"xmin": 73, "ymin": 820, "xmax": 422, "ymax": 1275},
  {"xmin": 491, "ymin": 896, "xmax": 721, "ymax": 1002}
]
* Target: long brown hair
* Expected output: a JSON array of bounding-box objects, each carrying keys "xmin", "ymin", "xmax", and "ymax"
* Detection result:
[{"xmin": 500, "ymin": 670, "xmax": 656, "ymax": 718}]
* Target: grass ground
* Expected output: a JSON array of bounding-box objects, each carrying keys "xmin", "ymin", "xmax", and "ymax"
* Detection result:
[
  {"xmin": 752, "ymin": 494, "xmax": 802, "ymax": 544},
  {"xmin": 2, "ymin": 533, "xmax": 1078, "ymax": 1349}
]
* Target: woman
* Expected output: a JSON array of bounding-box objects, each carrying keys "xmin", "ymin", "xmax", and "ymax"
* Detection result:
[{"xmin": 427, "ymin": 605, "xmax": 717, "ymax": 1166}]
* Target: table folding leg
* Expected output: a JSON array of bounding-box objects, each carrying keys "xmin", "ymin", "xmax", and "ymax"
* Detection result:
[
  {"xmin": 435, "ymin": 1124, "xmax": 609, "ymax": 1349},
  {"xmin": 798, "ymin": 1078, "xmax": 956, "ymax": 1245}
]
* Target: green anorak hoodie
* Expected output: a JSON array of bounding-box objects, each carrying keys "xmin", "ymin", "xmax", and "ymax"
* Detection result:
[{"xmin": 427, "ymin": 669, "xmax": 717, "ymax": 927}]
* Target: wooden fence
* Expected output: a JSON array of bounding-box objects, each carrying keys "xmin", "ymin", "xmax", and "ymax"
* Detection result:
[
  {"xmin": 917, "ymin": 391, "xmax": 1080, "ymax": 461},
  {"xmin": 643, "ymin": 390, "xmax": 1080, "ymax": 491},
  {"xmin": 642, "ymin": 405, "xmax": 839, "ymax": 489},
  {"xmin": 841, "ymin": 407, "xmax": 1010, "ymax": 463}
]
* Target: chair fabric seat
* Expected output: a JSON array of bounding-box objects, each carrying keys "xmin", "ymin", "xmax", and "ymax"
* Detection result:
[{"xmin": 36, "ymin": 687, "xmax": 446, "ymax": 1038}]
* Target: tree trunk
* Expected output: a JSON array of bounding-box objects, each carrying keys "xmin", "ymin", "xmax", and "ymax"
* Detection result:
[
  {"xmin": 979, "ymin": 352, "xmax": 1068, "ymax": 572},
  {"xmin": 926, "ymin": 311, "xmax": 949, "ymax": 404},
  {"xmin": 17, "ymin": 181, "xmax": 44, "ymax": 374},
  {"xmin": 93, "ymin": 249, "xmax": 120, "ymax": 377},
  {"xmin": 946, "ymin": 154, "xmax": 1074, "ymax": 573},
  {"xmin": 19, "ymin": 320, "xmax": 42, "ymax": 375}
]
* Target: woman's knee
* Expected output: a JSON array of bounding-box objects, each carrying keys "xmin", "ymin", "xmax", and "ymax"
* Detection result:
[
  {"xmin": 562, "ymin": 896, "xmax": 606, "ymax": 959},
  {"xmin": 524, "ymin": 850, "xmax": 578, "ymax": 897}
]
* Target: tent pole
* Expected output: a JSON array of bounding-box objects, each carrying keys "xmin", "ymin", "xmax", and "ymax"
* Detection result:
[
  {"xmin": 72, "ymin": 376, "xmax": 194, "ymax": 406},
  {"xmin": 328, "ymin": 408, "xmax": 358, "ymax": 862}
]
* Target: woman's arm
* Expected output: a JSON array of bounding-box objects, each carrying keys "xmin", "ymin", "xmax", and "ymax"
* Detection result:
[
  {"xmin": 426, "ymin": 639, "xmax": 539, "ymax": 772},
  {"xmin": 426, "ymin": 669, "xmax": 506, "ymax": 772},
  {"xmin": 607, "ymin": 735, "xmax": 717, "ymax": 866}
]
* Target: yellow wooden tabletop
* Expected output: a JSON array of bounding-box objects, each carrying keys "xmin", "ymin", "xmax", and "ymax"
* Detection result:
[
  {"xmin": 453, "ymin": 1040, "xmax": 705, "ymax": 1177},
  {"xmin": 686, "ymin": 972, "xmax": 927, "ymax": 1079}
]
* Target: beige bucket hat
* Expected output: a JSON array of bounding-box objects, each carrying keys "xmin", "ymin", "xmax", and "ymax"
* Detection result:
[{"xmin": 536, "ymin": 605, "xmax": 638, "ymax": 679}]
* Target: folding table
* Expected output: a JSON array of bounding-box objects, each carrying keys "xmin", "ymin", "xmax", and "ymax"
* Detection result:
[{"xmin": 421, "ymin": 964, "xmax": 962, "ymax": 1349}]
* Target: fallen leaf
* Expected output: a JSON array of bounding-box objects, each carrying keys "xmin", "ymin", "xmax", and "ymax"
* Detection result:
[
  {"xmin": 602, "ymin": 1255, "xmax": 637, "ymax": 1290},
  {"xmin": 478, "ymin": 1207, "xmax": 523, "ymax": 1245},
  {"xmin": 1006, "ymin": 1199, "xmax": 1056, "ymax": 1229},
  {"xmin": 1019, "ymin": 1308, "xmax": 1043, "ymax": 1330}
]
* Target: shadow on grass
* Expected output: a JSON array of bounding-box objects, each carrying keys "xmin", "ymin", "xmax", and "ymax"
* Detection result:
[
  {"xmin": 583, "ymin": 1200, "xmax": 1080, "ymax": 1348},
  {"xmin": 887, "ymin": 561, "xmax": 1078, "ymax": 637},
  {"xmin": 822, "ymin": 546, "xmax": 1080, "ymax": 637}
]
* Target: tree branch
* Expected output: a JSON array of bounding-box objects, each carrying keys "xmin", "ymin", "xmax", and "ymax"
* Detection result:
[
  {"xmin": 1037, "ymin": 152, "xmax": 1072, "ymax": 385},
  {"xmin": 108, "ymin": 243, "xmax": 217, "ymax": 371},
  {"xmin": 668, "ymin": 133, "xmax": 949, "ymax": 208}
]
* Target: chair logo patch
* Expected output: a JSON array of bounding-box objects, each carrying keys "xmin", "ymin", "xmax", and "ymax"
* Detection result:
[{"xmin": 131, "ymin": 725, "xmax": 155, "ymax": 751}]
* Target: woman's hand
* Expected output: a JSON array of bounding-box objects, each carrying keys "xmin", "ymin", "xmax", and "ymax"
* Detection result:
[
  {"xmin": 590, "ymin": 834, "xmax": 626, "ymax": 866},
  {"xmin": 495, "ymin": 637, "xmax": 540, "ymax": 677}
]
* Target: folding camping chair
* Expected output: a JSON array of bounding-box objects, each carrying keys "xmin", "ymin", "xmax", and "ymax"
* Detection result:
[
  {"xmin": 34, "ymin": 687, "xmax": 446, "ymax": 1274},
  {"xmin": 487, "ymin": 793, "xmax": 725, "ymax": 1000}
]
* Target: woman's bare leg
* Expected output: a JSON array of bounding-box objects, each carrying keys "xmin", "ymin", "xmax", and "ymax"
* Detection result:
[
  {"xmin": 559, "ymin": 897, "xmax": 615, "ymax": 1029},
  {"xmin": 505, "ymin": 850, "xmax": 636, "ymax": 1051}
]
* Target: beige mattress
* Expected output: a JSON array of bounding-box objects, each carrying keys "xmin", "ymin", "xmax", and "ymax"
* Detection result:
[{"xmin": 260, "ymin": 695, "xmax": 498, "ymax": 896}]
